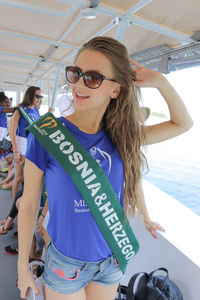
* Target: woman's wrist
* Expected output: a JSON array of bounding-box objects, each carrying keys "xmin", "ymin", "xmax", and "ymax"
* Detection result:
[
  {"xmin": 156, "ymin": 75, "xmax": 170, "ymax": 91},
  {"xmin": 143, "ymin": 216, "xmax": 151, "ymax": 226},
  {"xmin": 18, "ymin": 258, "xmax": 30, "ymax": 270},
  {"xmin": 41, "ymin": 214, "xmax": 45, "ymax": 218}
]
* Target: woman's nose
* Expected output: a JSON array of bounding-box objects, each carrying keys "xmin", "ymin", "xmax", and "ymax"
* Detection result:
[{"xmin": 75, "ymin": 74, "xmax": 85, "ymax": 88}]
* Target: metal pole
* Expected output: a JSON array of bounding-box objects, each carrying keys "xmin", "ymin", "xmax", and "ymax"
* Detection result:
[
  {"xmin": 114, "ymin": 17, "xmax": 129, "ymax": 43},
  {"xmin": 50, "ymin": 65, "xmax": 62, "ymax": 110}
]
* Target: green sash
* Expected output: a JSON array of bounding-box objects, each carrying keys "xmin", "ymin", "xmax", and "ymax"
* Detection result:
[
  {"xmin": 27, "ymin": 112, "xmax": 139, "ymax": 274},
  {"xmin": 16, "ymin": 105, "xmax": 34, "ymax": 125}
]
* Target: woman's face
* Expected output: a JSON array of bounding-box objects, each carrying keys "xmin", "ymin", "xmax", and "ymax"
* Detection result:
[
  {"xmin": 33, "ymin": 89, "xmax": 42, "ymax": 107},
  {"xmin": 3, "ymin": 97, "xmax": 9, "ymax": 107},
  {"xmin": 70, "ymin": 50, "xmax": 120, "ymax": 113}
]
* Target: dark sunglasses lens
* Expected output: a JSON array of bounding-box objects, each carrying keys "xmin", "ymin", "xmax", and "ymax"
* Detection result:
[
  {"xmin": 66, "ymin": 67, "xmax": 80, "ymax": 83},
  {"xmin": 84, "ymin": 71, "xmax": 103, "ymax": 88},
  {"xmin": 35, "ymin": 95, "xmax": 43, "ymax": 99}
]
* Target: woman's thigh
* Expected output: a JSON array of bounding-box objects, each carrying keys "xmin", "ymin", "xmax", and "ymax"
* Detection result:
[
  {"xmin": 45, "ymin": 285, "xmax": 86, "ymax": 300},
  {"xmin": 86, "ymin": 281, "xmax": 118, "ymax": 300},
  {"xmin": 44, "ymin": 281, "xmax": 118, "ymax": 300}
]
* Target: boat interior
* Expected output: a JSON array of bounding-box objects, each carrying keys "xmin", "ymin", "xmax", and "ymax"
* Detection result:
[{"xmin": 0, "ymin": 1, "xmax": 200, "ymax": 299}]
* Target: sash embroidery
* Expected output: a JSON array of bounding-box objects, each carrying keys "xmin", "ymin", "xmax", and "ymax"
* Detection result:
[{"xmin": 27, "ymin": 112, "xmax": 139, "ymax": 274}]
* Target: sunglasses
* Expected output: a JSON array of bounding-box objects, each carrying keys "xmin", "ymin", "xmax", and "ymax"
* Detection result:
[
  {"xmin": 65, "ymin": 66, "xmax": 116, "ymax": 89},
  {"xmin": 35, "ymin": 94, "xmax": 43, "ymax": 99}
]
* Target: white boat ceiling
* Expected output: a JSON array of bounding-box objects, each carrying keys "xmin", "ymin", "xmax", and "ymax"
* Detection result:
[{"xmin": 0, "ymin": 0, "xmax": 200, "ymax": 93}]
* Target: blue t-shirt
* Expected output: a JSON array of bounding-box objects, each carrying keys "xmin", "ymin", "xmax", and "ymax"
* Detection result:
[
  {"xmin": 26, "ymin": 117, "xmax": 125, "ymax": 262},
  {"xmin": 0, "ymin": 107, "xmax": 7, "ymax": 128},
  {"xmin": 17, "ymin": 106, "xmax": 40, "ymax": 137}
]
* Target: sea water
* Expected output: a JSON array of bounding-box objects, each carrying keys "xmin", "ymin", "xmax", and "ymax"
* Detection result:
[{"xmin": 144, "ymin": 126, "xmax": 200, "ymax": 216}]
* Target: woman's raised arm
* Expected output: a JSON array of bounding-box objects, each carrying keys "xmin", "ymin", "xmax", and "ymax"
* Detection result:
[{"xmin": 130, "ymin": 58, "xmax": 193, "ymax": 145}]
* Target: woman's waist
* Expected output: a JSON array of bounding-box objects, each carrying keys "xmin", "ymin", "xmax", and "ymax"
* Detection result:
[
  {"xmin": 48, "ymin": 222, "xmax": 112, "ymax": 262},
  {"xmin": 48, "ymin": 240, "xmax": 114, "ymax": 265}
]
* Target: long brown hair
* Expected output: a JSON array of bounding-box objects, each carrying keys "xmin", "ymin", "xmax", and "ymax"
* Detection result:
[
  {"xmin": 20, "ymin": 86, "xmax": 40, "ymax": 106},
  {"xmin": 75, "ymin": 36, "xmax": 147, "ymax": 216}
]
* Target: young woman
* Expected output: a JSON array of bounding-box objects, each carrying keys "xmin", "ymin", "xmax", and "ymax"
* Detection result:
[
  {"xmin": 9, "ymin": 86, "xmax": 42, "ymax": 201},
  {"xmin": 0, "ymin": 92, "xmax": 14, "ymax": 154},
  {"xmin": 17, "ymin": 37, "xmax": 193, "ymax": 300}
]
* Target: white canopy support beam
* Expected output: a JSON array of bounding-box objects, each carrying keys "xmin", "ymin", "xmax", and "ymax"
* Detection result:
[
  {"xmin": 27, "ymin": 13, "xmax": 83, "ymax": 83},
  {"xmin": 40, "ymin": 80, "xmax": 43, "ymax": 90},
  {"xmin": 55, "ymin": 14, "xmax": 83, "ymax": 47},
  {"xmin": 57, "ymin": 0, "xmax": 87, "ymax": 6},
  {"xmin": 0, "ymin": 29, "xmax": 78, "ymax": 50},
  {"xmin": 86, "ymin": 5, "xmax": 123, "ymax": 17},
  {"xmin": 0, "ymin": 50, "xmax": 38, "ymax": 62},
  {"xmin": 0, "ymin": 59, "xmax": 34, "ymax": 69},
  {"xmin": 58, "ymin": 0, "xmax": 124, "ymax": 17},
  {"xmin": 0, "ymin": 0, "xmax": 80, "ymax": 18},
  {"xmin": 16, "ymin": 89, "xmax": 21, "ymax": 105},
  {"xmin": 0, "ymin": 69, "xmax": 29, "ymax": 78},
  {"xmin": 126, "ymin": 0, "xmax": 152, "ymax": 15},
  {"xmin": 0, "ymin": 50, "xmax": 58, "ymax": 64},
  {"xmin": 50, "ymin": 65, "xmax": 62, "ymax": 110},
  {"xmin": 114, "ymin": 17, "xmax": 129, "ymax": 42},
  {"xmin": 59, "ymin": 0, "xmax": 152, "ymax": 19},
  {"xmin": 62, "ymin": 20, "xmax": 118, "ymax": 64},
  {"xmin": 42, "ymin": 20, "xmax": 117, "ymax": 80},
  {"xmin": 114, "ymin": 0, "xmax": 152, "ymax": 42},
  {"xmin": 133, "ymin": 15, "xmax": 193, "ymax": 43}
]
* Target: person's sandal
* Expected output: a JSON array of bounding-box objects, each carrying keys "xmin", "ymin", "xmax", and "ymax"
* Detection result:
[
  {"xmin": 0, "ymin": 224, "xmax": 13, "ymax": 235},
  {"xmin": 4, "ymin": 244, "xmax": 18, "ymax": 255},
  {"xmin": 13, "ymin": 231, "xmax": 18, "ymax": 239}
]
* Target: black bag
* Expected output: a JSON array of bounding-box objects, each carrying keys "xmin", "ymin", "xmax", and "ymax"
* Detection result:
[
  {"xmin": 1, "ymin": 137, "xmax": 12, "ymax": 152},
  {"xmin": 116, "ymin": 268, "xmax": 183, "ymax": 300},
  {"xmin": 116, "ymin": 284, "xmax": 127, "ymax": 300}
]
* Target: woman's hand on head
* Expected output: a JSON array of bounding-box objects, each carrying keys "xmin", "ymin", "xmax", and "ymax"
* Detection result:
[
  {"xmin": 130, "ymin": 58, "xmax": 166, "ymax": 89},
  {"xmin": 144, "ymin": 219, "xmax": 165, "ymax": 239},
  {"xmin": 18, "ymin": 267, "xmax": 40, "ymax": 299}
]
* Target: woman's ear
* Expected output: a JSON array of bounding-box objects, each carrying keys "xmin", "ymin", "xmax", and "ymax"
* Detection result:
[{"xmin": 111, "ymin": 84, "xmax": 121, "ymax": 99}]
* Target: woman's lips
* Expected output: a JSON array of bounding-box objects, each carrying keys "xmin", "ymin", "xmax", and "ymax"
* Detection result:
[{"xmin": 75, "ymin": 92, "xmax": 90, "ymax": 101}]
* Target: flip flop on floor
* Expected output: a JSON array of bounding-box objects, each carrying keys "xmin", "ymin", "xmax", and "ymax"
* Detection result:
[
  {"xmin": 0, "ymin": 169, "xmax": 8, "ymax": 173},
  {"xmin": 4, "ymin": 244, "xmax": 18, "ymax": 255},
  {"xmin": 0, "ymin": 185, "xmax": 11, "ymax": 190},
  {"xmin": 0, "ymin": 224, "xmax": 13, "ymax": 234}
]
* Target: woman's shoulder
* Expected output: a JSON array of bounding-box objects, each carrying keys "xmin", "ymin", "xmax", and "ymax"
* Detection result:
[
  {"xmin": 27, "ymin": 131, "xmax": 49, "ymax": 157},
  {"xmin": 26, "ymin": 132, "xmax": 49, "ymax": 172}
]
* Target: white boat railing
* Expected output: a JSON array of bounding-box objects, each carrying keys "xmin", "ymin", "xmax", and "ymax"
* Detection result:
[{"xmin": 121, "ymin": 180, "xmax": 200, "ymax": 300}]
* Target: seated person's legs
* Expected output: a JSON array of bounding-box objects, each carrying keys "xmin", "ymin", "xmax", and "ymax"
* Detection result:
[
  {"xmin": 12, "ymin": 159, "xmax": 23, "ymax": 200},
  {"xmin": 0, "ymin": 185, "xmax": 23, "ymax": 234}
]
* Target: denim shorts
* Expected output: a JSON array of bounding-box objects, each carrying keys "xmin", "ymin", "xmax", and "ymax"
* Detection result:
[{"xmin": 43, "ymin": 241, "xmax": 123, "ymax": 294}]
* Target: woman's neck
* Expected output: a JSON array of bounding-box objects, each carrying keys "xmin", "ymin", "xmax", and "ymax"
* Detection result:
[
  {"xmin": 27, "ymin": 105, "xmax": 34, "ymax": 109},
  {"xmin": 66, "ymin": 111, "xmax": 104, "ymax": 134}
]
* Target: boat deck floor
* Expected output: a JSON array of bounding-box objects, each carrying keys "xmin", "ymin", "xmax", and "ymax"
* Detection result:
[{"xmin": 0, "ymin": 176, "xmax": 21, "ymax": 300}]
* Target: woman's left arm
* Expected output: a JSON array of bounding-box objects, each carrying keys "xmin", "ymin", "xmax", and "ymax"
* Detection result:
[
  {"xmin": 138, "ymin": 181, "xmax": 165, "ymax": 239},
  {"xmin": 2, "ymin": 107, "xmax": 15, "ymax": 113},
  {"xmin": 130, "ymin": 58, "xmax": 193, "ymax": 145}
]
